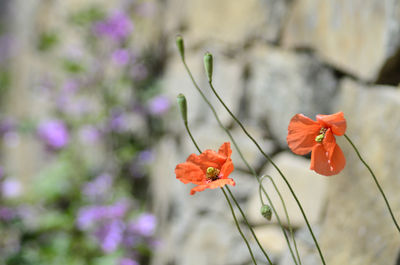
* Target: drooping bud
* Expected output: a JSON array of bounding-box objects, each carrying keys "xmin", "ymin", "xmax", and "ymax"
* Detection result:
[
  {"xmin": 203, "ymin": 52, "xmax": 213, "ymax": 82},
  {"xmin": 176, "ymin": 35, "xmax": 185, "ymax": 60},
  {"xmin": 177, "ymin": 93, "xmax": 188, "ymax": 124},
  {"xmin": 260, "ymin": 204, "xmax": 272, "ymax": 221}
]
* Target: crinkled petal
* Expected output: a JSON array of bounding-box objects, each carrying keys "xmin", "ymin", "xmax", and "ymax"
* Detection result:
[
  {"xmin": 175, "ymin": 161, "xmax": 204, "ymax": 185},
  {"xmin": 190, "ymin": 178, "xmax": 235, "ymax": 195},
  {"xmin": 322, "ymin": 129, "xmax": 336, "ymax": 161},
  {"xmin": 316, "ymin": 112, "xmax": 346, "ymax": 136},
  {"xmin": 220, "ymin": 157, "xmax": 234, "ymax": 178},
  {"xmin": 187, "ymin": 151, "xmax": 226, "ymax": 172},
  {"xmin": 310, "ymin": 143, "xmax": 346, "ymax": 176},
  {"xmin": 218, "ymin": 142, "xmax": 232, "ymax": 158},
  {"xmin": 287, "ymin": 114, "xmax": 321, "ymax": 155}
]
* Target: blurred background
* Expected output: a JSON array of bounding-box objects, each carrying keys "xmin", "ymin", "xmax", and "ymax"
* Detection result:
[{"xmin": 0, "ymin": 0, "xmax": 400, "ymax": 265}]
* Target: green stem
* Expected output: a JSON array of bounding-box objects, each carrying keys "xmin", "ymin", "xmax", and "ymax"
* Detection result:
[
  {"xmin": 222, "ymin": 187, "xmax": 258, "ymax": 265},
  {"xmin": 259, "ymin": 175, "xmax": 302, "ymax": 265},
  {"xmin": 344, "ymin": 134, "xmax": 400, "ymax": 233},
  {"xmin": 225, "ymin": 186, "xmax": 273, "ymax": 265},
  {"xmin": 181, "ymin": 58, "xmax": 298, "ymax": 265},
  {"xmin": 180, "ymin": 112, "xmax": 259, "ymax": 264},
  {"xmin": 184, "ymin": 122, "xmax": 201, "ymax": 152},
  {"xmin": 207, "ymin": 81, "xmax": 326, "ymax": 265}
]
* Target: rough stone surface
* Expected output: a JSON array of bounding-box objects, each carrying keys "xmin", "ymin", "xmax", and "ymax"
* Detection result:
[
  {"xmin": 280, "ymin": 226, "xmax": 321, "ymax": 265},
  {"xmin": 253, "ymin": 225, "xmax": 288, "ymax": 256},
  {"xmin": 164, "ymin": 0, "xmax": 290, "ymax": 45},
  {"xmin": 283, "ymin": 0, "xmax": 400, "ymax": 81},
  {"xmin": 316, "ymin": 79, "xmax": 400, "ymax": 265},
  {"xmin": 246, "ymin": 152, "xmax": 328, "ymax": 227},
  {"xmin": 248, "ymin": 45, "xmax": 338, "ymax": 147}
]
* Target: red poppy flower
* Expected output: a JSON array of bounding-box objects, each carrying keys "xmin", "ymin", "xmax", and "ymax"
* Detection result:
[
  {"xmin": 287, "ymin": 112, "xmax": 347, "ymax": 176},
  {"xmin": 175, "ymin": 142, "xmax": 235, "ymax": 195}
]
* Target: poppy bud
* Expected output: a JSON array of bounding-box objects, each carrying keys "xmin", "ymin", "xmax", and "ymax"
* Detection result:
[
  {"xmin": 203, "ymin": 52, "xmax": 213, "ymax": 82},
  {"xmin": 260, "ymin": 204, "xmax": 272, "ymax": 221},
  {"xmin": 177, "ymin": 93, "xmax": 188, "ymax": 124},
  {"xmin": 176, "ymin": 35, "xmax": 185, "ymax": 60}
]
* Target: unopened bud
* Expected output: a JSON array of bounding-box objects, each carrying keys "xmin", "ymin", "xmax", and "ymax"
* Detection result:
[
  {"xmin": 260, "ymin": 204, "xmax": 272, "ymax": 221},
  {"xmin": 176, "ymin": 35, "xmax": 185, "ymax": 60},
  {"xmin": 203, "ymin": 52, "xmax": 213, "ymax": 82},
  {"xmin": 177, "ymin": 93, "xmax": 188, "ymax": 124}
]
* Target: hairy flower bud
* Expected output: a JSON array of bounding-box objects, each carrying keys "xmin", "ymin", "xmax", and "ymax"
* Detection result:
[
  {"xmin": 203, "ymin": 52, "xmax": 213, "ymax": 82},
  {"xmin": 176, "ymin": 35, "xmax": 185, "ymax": 60},
  {"xmin": 176, "ymin": 93, "xmax": 188, "ymax": 124},
  {"xmin": 260, "ymin": 204, "xmax": 272, "ymax": 221}
]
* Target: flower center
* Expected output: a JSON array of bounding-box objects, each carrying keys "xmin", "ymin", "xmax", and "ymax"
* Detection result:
[
  {"xmin": 206, "ymin": 167, "xmax": 220, "ymax": 182},
  {"xmin": 315, "ymin": 128, "xmax": 327, "ymax": 142}
]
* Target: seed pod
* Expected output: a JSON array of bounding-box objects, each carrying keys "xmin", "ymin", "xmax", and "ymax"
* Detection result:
[
  {"xmin": 176, "ymin": 93, "xmax": 188, "ymax": 124},
  {"xmin": 260, "ymin": 204, "xmax": 272, "ymax": 221}
]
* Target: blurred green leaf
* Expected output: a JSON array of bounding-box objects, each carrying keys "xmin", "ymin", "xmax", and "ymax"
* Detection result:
[
  {"xmin": 70, "ymin": 6, "xmax": 105, "ymax": 26},
  {"xmin": 37, "ymin": 31, "xmax": 59, "ymax": 52}
]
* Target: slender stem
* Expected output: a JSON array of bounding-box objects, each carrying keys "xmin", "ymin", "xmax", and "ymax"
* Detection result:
[
  {"xmin": 181, "ymin": 58, "xmax": 298, "ymax": 265},
  {"xmin": 225, "ymin": 186, "xmax": 273, "ymax": 265},
  {"xmin": 184, "ymin": 122, "xmax": 201, "ymax": 152},
  {"xmin": 344, "ymin": 134, "xmax": 400, "ymax": 233},
  {"xmin": 207, "ymin": 81, "xmax": 326, "ymax": 265},
  {"xmin": 180, "ymin": 112, "xmax": 259, "ymax": 264},
  {"xmin": 259, "ymin": 175, "xmax": 302, "ymax": 265},
  {"xmin": 222, "ymin": 187, "xmax": 258, "ymax": 265}
]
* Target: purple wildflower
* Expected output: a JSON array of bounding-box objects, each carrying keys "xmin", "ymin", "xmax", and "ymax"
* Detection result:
[
  {"xmin": 148, "ymin": 95, "xmax": 170, "ymax": 115},
  {"xmin": 119, "ymin": 258, "xmax": 139, "ymax": 265},
  {"xmin": 62, "ymin": 80, "xmax": 80, "ymax": 93},
  {"xmin": 112, "ymin": 49, "xmax": 131, "ymax": 65},
  {"xmin": 0, "ymin": 117, "xmax": 16, "ymax": 136},
  {"xmin": 129, "ymin": 213, "xmax": 156, "ymax": 237},
  {"xmin": 79, "ymin": 125, "xmax": 101, "ymax": 145},
  {"xmin": 37, "ymin": 120, "xmax": 69, "ymax": 149},
  {"xmin": 76, "ymin": 201, "xmax": 129, "ymax": 230},
  {"xmin": 95, "ymin": 220, "xmax": 125, "ymax": 253},
  {"xmin": 138, "ymin": 150, "xmax": 154, "ymax": 164},
  {"xmin": 0, "ymin": 207, "xmax": 16, "ymax": 221},
  {"xmin": 2, "ymin": 178, "xmax": 22, "ymax": 198},
  {"xmin": 82, "ymin": 173, "xmax": 112, "ymax": 201},
  {"xmin": 94, "ymin": 11, "xmax": 133, "ymax": 41}
]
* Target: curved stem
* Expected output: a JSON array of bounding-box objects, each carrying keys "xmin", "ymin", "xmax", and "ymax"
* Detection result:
[
  {"xmin": 184, "ymin": 122, "xmax": 201, "ymax": 152},
  {"xmin": 222, "ymin": 187, "xmax": 258, "ymax": 265},
  {"xmin": 225, "ymin": 186, "xmax": 273, "ymax": 264},
  {"xmin": 344, "ymin": 134, "xmax": 400, "ymax": 233},
  {"xmin": 179, "ymin": 111, "xmax": 259, "ymax": 264},
  {"xmin": 181, "ymin": 58, "xmax": 300, "ymax": 265},
  {"xmin": 259, "ymin": 175, "xmax": 302, "ymax": 265},
  {"xmin": 207, "ymin": 81, "xmax": 326, "ymax": 265}
]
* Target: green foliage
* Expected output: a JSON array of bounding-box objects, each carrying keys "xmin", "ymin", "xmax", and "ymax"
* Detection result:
[{"xmin": 37, "ymin": 31, "xmax": 59, "ymax": 52}]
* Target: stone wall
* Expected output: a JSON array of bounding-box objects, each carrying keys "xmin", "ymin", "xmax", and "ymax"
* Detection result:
[{"xmin": 152, "ymin": 0, "xmax": 400, "ymax": 265}]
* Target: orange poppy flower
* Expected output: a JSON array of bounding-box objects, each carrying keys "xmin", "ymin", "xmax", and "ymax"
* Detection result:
[
  {"xmin": 287, "ymin": 112, "xmax": 347, "ymax": 176},
  {"xmin": 175, "ymin": 142, "xmax": 235, "ymax": 195}
]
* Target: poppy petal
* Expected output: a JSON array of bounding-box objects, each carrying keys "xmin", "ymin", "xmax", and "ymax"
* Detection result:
[
  {"xmin": 310, "ymin": 144, "xmax": 345, "ymax": 176},
  {"xmin": 187, "ymin": 151, "xmax": 226, "ymax": 172},
  {"xmin": 322, "ymin": 129, "xmax": 336, "ymax": 161},
  {"xmin": 329, "ymin": 144, "xmax": 346, "ymax": 175},
  {"xmin": 175, "ymin": 161, "xmax": 205, "ymax": 185},
  {"xmin": 190, "ymin": 178, "xmax": 235, "ymax": 195},
  {"xmin": 287, "ymin": 114, "xmax": 321, "ymax": 155},
  {"xmin": 220, "ymin": 157, "xmax": 234, "ymax": 178},
  {"xmin": 316, "ymin": 112, "xmax": 346, "ymax": 136},
  {"xmin": 218, "ymin": 142, "xmax": 232, "ymax": 158}
]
